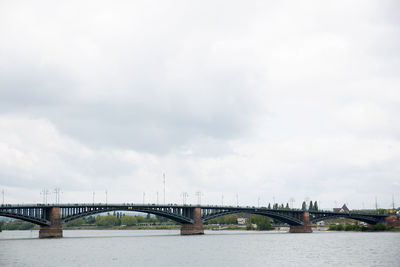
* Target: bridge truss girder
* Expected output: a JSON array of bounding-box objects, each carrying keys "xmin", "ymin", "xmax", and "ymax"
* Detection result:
[
  {"xmin": 0, "ymin": 204, "xmax": 391, "ymax": 227},
  {"xmin": 60, "ymin": 205, "xmax": 194, "ymax": 224},
  {"xmin": 0, "ymin": 207, "xmax": 50, "ymax": 226},
  {"xmin": 201, "ymin": 208, "xmax": 305, "ymax": 225},
  {"xmin": 309, "ymin": 212, "xmax": 385, "ymax": 225}
]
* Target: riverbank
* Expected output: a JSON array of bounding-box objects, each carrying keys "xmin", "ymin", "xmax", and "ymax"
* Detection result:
[
  {"xmin": 328, "ymin": 223, "xmax": 400, "ymax": 232},
  {"xmin": 62, "ymin": 225, "xmax": 248, "ymax": 230},
  {"xmin": 4, "ymin": 223, "xmax": 398, "ymax": 232}
]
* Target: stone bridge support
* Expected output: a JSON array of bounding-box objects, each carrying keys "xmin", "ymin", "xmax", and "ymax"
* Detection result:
[
  {"xmin": 39, "ymin": 207, "xmax": 63, "ymax": 238},
  {"xmin": 181, "ymin": 207, "xmax": 204, "ymax": 235},
  {"xmin": 385, "ymin": 216, "xmax": 400, "ymax": 227},
  {"xmin": 289, "ymin": 212, "xmax": 312, "ymax": 233}
]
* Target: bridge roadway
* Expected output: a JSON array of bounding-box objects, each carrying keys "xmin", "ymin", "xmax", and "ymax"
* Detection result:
[{"xmin": 0, "ymin": 203, "xmax": 398, "ymax": 238}]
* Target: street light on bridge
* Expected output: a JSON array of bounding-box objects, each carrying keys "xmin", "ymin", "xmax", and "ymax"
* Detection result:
[
  {"xmin": 195, "ymin": 191, "xmax": 203, "ymax": 205},
  {"xmin": 54, "ymin": 188, "xmax": 61, "ymax": 204},
  {"xmin": 181, "ymin": 192, "xmax": 188, "ymax": 205},
  {"xmin": 40, "ymin": 189, "xmax": 49, "ymax": 204}
]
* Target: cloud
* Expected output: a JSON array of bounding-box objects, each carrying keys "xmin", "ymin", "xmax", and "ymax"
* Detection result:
[
  {"xmin": 0, "ymin": 0, "xmax": 399, "ymax": 209},
  {"xmin": 0, "ymin": 0, "xmax": 265, "ymax": 153}
]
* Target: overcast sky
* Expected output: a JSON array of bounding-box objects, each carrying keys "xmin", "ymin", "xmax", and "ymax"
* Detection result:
[{"xmin": 0, "ymin": 0, "xmax": 399, "ymax": 209}]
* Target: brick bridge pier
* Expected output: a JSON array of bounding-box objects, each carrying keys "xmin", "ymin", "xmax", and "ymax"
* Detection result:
[
  {"xmin": 385, "ymin": 215, "xmax": 400, "ymax": 227},
  {"xmin": 289, "ymin": 212, "xmax": 313, "ymax": 233},
  {"xmin": 39, "ymin": 207, "xmax": 63, "ymax": 238},
  {"xmin": 181, "ymin": 207, "xmax": 204, "ymax": 235}
]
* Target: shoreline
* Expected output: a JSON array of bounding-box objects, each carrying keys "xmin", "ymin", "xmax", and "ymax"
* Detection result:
[{"xmin": 14, "ymin": 225, "xmax": 395, "ymax": 232}]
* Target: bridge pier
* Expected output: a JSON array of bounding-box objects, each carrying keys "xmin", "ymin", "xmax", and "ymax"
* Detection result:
[
  {"xmin": 289, "ymin": 212, "xmax": 312, "ymax": 233},
  {"xmin": 385, "ymin": 216, "xmax": 400, "ymax": 227},
  {"xmin": 39, "ymin": 207, "xmax": 63, "ymax": 238},
  {"xmin": 181, "ymin": 207, "xmax": 204, "ymax": 235}
]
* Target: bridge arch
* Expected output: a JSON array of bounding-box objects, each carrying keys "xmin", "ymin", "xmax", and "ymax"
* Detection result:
[
  {"xmin": 203, "ymin": 210, "xmax": 304, "ymax": 226},
  {"xmin": 61, "ymin": 207, "xmax": 193, "ymax": 225},
  {"xmin": 0, "ymin": 211, "xmax": 50, "ymax": 226},
  {"xmin": 310, "ymin": 214, "xmax": 382, "ymax": 225}
]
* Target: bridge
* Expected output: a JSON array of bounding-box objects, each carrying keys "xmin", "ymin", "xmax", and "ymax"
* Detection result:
[{"xmin": 1, "ymin": 203, "xmax": 398, "ymax": 238}]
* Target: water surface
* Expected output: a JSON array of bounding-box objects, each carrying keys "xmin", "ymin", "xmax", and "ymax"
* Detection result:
[{"xmin": 1, "ymin": 230, "xmax": 399, "ymax": 266}]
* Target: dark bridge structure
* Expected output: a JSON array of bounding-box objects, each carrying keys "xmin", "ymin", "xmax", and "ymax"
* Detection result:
[{"xmin": 0, "ymin": 204, "xmax": 398, "ymax": 238}]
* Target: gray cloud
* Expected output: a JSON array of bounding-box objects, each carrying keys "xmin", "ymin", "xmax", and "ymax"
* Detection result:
[{"xmin": 0, "ymin": 0, "xmax": 399, "ymax": 208}]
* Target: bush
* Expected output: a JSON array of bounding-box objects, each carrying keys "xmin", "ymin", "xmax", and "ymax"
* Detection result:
[
  {"xmin": 208, "ymin": 214, "xmax": 240, "ymax": 225},
  {"xmin": 371, "ymin": 223, "xmax": 387, "ymax": 231},
  {"xmin": 95, "ymin": 214, "xmax": 120, "ymax": 226},
  {"xmin": 2, "ymin": 220, "xmax": 35, "ymax": 230},
  {"xmin": 344, "ymin": 225, "xmax": 353, "ymax": 231},
  {"xmin": 121, "ymin": 215, "xmax": 137, "ymax": 226},
  {"xmin": 65, "ymin": 218, "xmax": 86, "ymax": 227},
  {"xmin": 328, "ymin": 224, "xmax": 344, "ymax": 231},
  {"xmin": 250, "ymin": 215, "xmax": 273, "ymax": 230}
]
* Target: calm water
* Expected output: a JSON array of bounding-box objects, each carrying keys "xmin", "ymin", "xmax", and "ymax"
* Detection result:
[{"xmin": 0, "ymin": 230, "xmax": 399, "ymax": 266}]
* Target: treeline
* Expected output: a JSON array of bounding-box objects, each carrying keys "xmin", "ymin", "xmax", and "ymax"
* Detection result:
[
  {"xmin": 249, "ymin": 215, "xmax": 274, "ymax": 230},
  {"xmin": 328, "ymin": 223, "xmax": 394, "ymax": 231},
  {"xmin": 301, "ymin": 201, "xmax": 318, "ymax": 211},
  {"xmin": 0, "ymin": 220, "xmax": 35, "ymax": 230},
  {"xmin": 207, "ymin": 214, "xmax": 239, "ymax": 225},
  {"xmin": 267, "ymin": 203, "xmax": 291, "ymax": 209},
  {"xmin": 264, "ymin": 200, "xmax": 319, "ymax": 211},
  {"xmin": 207, "ymin": 214, "xmax": 273, "ymax": 230},
  {"xmin": 65, "ymin": 212, "xmax": 169, "ymax": 227}
]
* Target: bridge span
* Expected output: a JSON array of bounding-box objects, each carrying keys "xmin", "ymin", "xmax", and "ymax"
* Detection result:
[{"xmin": 0, "ymin": 204, "xmax": 398, "ymax": 238}]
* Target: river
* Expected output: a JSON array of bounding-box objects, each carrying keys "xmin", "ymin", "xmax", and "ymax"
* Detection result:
[{"xmin": 0, "ymin": 230, "xmax": 399, "ymax": 266}]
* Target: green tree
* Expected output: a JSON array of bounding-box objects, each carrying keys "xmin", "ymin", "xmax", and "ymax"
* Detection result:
[
  {"xmin": 136, "ymin": 216, "xmax": 144, "ymax": 223},
  {"xmin": 301, "ymin": 201, "xmax": 307, "ymax": 210},
  {"xmin": 156, "ymin": 215, "xmax": 168, "ymax": 222},
  {"xmin": 309, "ymin": 201, "xmax": 313, "ymax": 211},
  {"xmin": 85, "ymin": 216, "xmax": 96, "ymax": 224},
  {"xmin": 313, "ymin": 201, "xmax": 318, "ymax": 211},
  {"xmin": 2, "ymin": 220, "xmax": 34, "ymax": 230},
  {"xmin": 372, "ymin": 223, "xmax": 386, "ymax": 231},
  {"xmin": 285, "ymin": 203, "xmax": 290, "ymax": 209},
  {"xmin": 267, "ymin": 203, "xmax": 271, "ymax": 209},
  {"xmin": 66, "ymin": 218, "xmax": 85, "ymax": 227},
  {"xmin": 95, "ymin": 214, "xmax": 119, "ymax": 226},
  {"xmin": 250, "ymin": 215, "xmax": 273, "ymax": 230},
  {"xmin": 121, "ymin": 215, "xmax": 137, "ymax": 226},
  {"xmin": 208, "ymin": 214, "xmax": 240, "ymax": 225},
  {"xmin": 246, "ymin": 221, "xmax": 255, "ymax": 230}
]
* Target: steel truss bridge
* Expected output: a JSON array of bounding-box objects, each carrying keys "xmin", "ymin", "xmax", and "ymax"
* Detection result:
[
  {"xmin": 0, "ymin": 203, "xmax": 390, "ymax": 226},
  {"xmin": 1, "ymin": 203, "xmax": 398, "ymax": 237}
]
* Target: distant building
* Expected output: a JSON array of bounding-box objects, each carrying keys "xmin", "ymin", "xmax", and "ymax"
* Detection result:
[
  {"xmin": 237, "ymin": 214, "xmax": 251, "ymax": 225},
  {"xmin": 333, "ymin": 204, "xmax": 350, "ymax": 213},
  {"xmin": 237, "ymin": 217, "xmax": 247, "ymax": 225}
]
